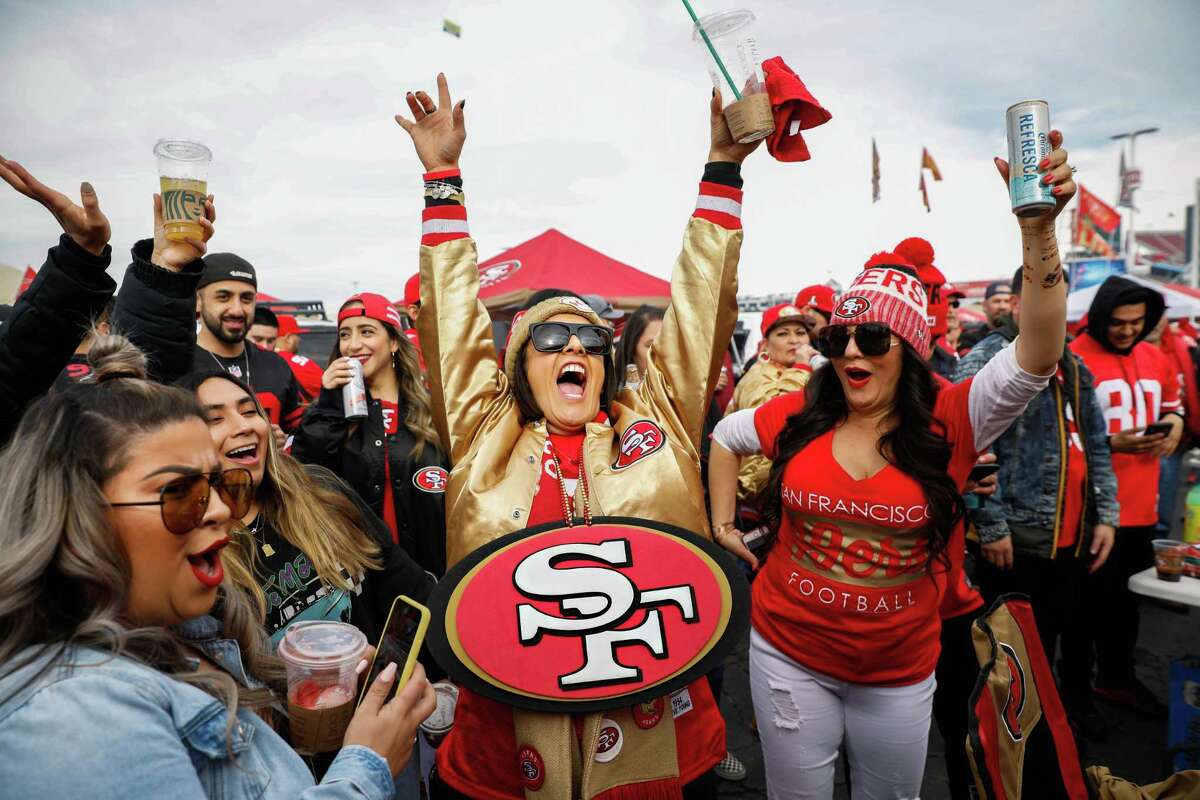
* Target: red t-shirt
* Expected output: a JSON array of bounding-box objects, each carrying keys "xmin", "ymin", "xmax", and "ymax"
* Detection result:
[
  {"xmin": 379, "ymin": 400, "xmax": 400, "ymax": 544},
  {"xmin": 1069, "ymin": 334, "xmax": 1181, "ymax": 526},
  {"xmin": 436, "ymin": 428, "xmax": 725, "ymax": 797},
  {"xmin": 1057, "ymin": 368, "xmax": 1087, "ymax": 550},
  {"xmin": 751, "ymin": 382, "xmax": 980, "ymax": 685}
]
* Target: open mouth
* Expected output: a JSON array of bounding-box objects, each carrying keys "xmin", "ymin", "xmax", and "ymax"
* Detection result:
[
  {"xmin": 556, "ymin": 362, "xmax": 587, "ymax": 401},
  {"xmin": 186, "ymin": 537, "xmax": 229, "ymax": 588},
  {"xmin": 844, "ymin": 366, "xmax": 872, "ymax": 388},
  {"xmin": 225, "ymin": 443, "xmax": 259, "ymax": 465}
]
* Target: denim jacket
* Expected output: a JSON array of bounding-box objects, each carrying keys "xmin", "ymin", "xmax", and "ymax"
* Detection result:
[
  {"xmin": 955, "ymin": 327, "xmax": 1120, "ymax": 556},
  {"xmin": 0, "ymin": 616, "xmax": 396, "ymax": 800}
]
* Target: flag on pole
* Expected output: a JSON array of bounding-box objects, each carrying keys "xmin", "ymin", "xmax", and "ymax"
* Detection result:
[
  {"xmin": 1117, "ymin": 150, "xmax": 1140, "ymax": 209},
  {"xmin": 442, "ymin": 18, "xmax": 462, "ymax": 37},
  {"xmin": 919, "ymin": 171, "xmax": 930, "ymax": 213},
  {"xmin": 871, "ymin": 138, "xmax": 880, "ymax": 203},
  {"xmin": 921, "ymin": 147, "xmax": 942, "ymax": 181},
  {"xmin": 1075, "ymin": 184, "xmax": 1121, "ymax": 256}
]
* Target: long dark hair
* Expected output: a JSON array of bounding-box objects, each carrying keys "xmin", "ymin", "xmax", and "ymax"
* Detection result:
[
  {"xmin": 617, "ymin": 305, "xmax": 666, "ymax": 383},
  {"xmin": 759, "ymin": 343, "xmax": 963, "ymax": 570}
]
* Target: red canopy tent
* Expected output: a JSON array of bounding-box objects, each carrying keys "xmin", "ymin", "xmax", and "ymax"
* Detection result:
[{"xmin": 476, "ymin": 229, "xmax": 670, "ymax": 316}]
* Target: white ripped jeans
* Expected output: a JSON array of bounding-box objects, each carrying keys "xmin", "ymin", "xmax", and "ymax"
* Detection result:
[{"xmin": 748, "ymin": 629, "xmax": 936, "ymax": 800}]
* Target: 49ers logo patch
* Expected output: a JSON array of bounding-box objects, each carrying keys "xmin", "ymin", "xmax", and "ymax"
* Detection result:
[
  {"xmin": 999, "ymin": 641, "xmax": 1027, "ymax": 742},
  {"xmin": 428, "ymin": 518, "xmax": 749, "ymax": 713},
  {"xmin": 413, "ymin": 466, "xmax": 449, "ymax": 493},
  {"xmin": 517, "ymin": 744, "xmax": 545, "ymax": 791},
  {"xmin": 834, "ymin": 295, "xmax": 871, "ymax": 319},
  {"xmin": 612, "ymin": 420, "xmax": 667, "ymax": 471}
]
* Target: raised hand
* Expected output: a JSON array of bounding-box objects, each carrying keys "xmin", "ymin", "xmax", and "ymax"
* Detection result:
[
  {"xmin": 0, "ymin": 156, "xmax": 110, "ymax": 256},
  {"xmin": 394, "ymin": 73, "xmax": 466, "ymax": 173},
  {"xmin": 709, "ymin": 89, "xmax": 764, "ymax": 165},
  {"xmin": 151, "ymin": 192, "xmax": 215, "ymax": 271},
  {"xmin": 993, "ymin": 130, "xmax": 1076, "ymax": 224}
]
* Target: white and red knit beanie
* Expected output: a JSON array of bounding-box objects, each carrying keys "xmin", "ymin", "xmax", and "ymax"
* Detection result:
[{"xmin": 830, "ymin": 264, "xmax": 931, "ymax": 356}]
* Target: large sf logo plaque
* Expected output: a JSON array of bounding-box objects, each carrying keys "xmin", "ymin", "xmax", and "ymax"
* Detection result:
[{"xmin": 427, "ymin": 518, "xmax": 749, "ymax": 712}]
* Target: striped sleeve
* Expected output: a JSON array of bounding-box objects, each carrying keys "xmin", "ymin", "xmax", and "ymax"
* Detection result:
[
  {"xmin": 693, "ymin": 181, "xmax": 743, "ymax": 230},
  {"xmin": 420, "ymin": 169, "xmax": 470, "ymax": 247}
]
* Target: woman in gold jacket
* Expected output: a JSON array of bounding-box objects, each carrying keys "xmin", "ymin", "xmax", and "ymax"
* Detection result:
[{"xmin": 396, "ymin": 74, "xmax": 761, "ymax": 799}]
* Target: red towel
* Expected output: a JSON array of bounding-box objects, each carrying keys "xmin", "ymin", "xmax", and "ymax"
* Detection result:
[{"xmin": 761, "ymin": 56, "xmax": 831, "ymax": 162}]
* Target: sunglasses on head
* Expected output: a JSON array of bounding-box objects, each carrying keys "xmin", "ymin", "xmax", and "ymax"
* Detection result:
[
  {"xmin": 814, "ymin": 323, "xmax": 898, "ymax": 358},
  {"xmin": 529, "ymin": 322, "xmax": 612, "ymax": 356},
  {"xmin": 110, "ymin": 468, "xmax": 254, "ymax": 535}
]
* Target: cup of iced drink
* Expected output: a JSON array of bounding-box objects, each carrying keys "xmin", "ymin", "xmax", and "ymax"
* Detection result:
[
  {"xmin": 153, "ymin": 139, "xmax": 212, "ymax": 242},
  {"xmin": 1152, "ymin": 539, "xmax": 1186, "ymax": 582},
  {"xmin": 692, "ymin": 9, "xmax": 773, "ymax": 144},
  {"xmin": 277, "ymin": 621, "xmax": 367, "ymax": 753}
]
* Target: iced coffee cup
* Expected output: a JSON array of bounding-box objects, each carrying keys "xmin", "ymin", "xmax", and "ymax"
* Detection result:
[
  {"xmin": 692, "ymin": 9, "xmax": 773, "ymax": 144},
  {"xmin": 153, "ymin": 139, "xmax": 212, "ymax": 242},
  {"xmin": 277, "ymin": 621, "xmax": 367, "ymax": 753},
  {"xmin": 1152, "ymin": 539, "xmax": 1186, "ymax": 582}
]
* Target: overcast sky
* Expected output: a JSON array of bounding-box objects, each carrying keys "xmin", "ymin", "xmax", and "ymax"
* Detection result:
[{"xmin": 2, "ymin": 0, "xmax": 1198, "ymax": 308}]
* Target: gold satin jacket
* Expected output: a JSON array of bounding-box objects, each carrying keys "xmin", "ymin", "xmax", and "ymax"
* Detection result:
[
  {"xmin": 418, "ymin": 219, "xmax": 741, "ymax": 568},
  {"xmin": 725, "ymin": 360, "xmax": 811, "ymax": 503}
]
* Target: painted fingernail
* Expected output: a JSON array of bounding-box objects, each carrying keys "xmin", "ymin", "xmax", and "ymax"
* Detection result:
[
  {"xmin": 355, "ymin": 658, "xmax": 369, "ymax": 675},
  {"xmin": 460, "ymin": 99, "xmax": 466, "ymax": 109},
  {"xmin": 380, "ymin": 662, "xmax": 398, "ymax": 682},
  {"xmin": 1042, "ymin": 173, "xmax": 1054, "ymax": 184},
  {"xmin": 1050, "ymin": 186, "xmax": 1062, "ymax": 196},
  {"xmin": 81, "ymin": 182, "xmax": 94, "ymax": 193},
  {"xmin": 1038, "ymin": 158, "xmax": 1050, "ymax": 171}
]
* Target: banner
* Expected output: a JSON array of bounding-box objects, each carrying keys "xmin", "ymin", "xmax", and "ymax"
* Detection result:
[
  {"xmin": 1074, "ymin": 184, "xmax": 1121, "ymax": 257},
  {"xmin": 921, "ymin": 147, "xmax": 942, "ymax": 181},
  {"xmin": 871, "ymin": 138, "xmax": 880, "ymax": 203},
  {"xmin": 1078, "ymin": 185, "xmax": 1119, "ymax": 234},
  {"xmin": 427, "ymin": 518, "xmax": 749, "ymax": 712},
  {"xmin": 1068, "ymin": 257, "xmax": 1125, "ymax": 290}
]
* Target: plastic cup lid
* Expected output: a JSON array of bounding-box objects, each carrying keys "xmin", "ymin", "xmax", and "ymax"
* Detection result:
[
  {"xmin": 277, "ymin": 621, "xmax": 366, "ymax": 668},
  {"xmin": 693, "ymin": 9, "xmax": 756, "ymax": 40},
  {"xmin": 153, "ymin": 139, "xmax": 213, "ymax": 162}
]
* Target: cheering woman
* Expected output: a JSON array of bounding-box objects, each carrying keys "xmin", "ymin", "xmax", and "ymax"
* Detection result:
[
  {"xmin": 291, "ymin": 294, "xmax": 449, "ymax": 575},
  {"xmin": 708, "ymin": 134, "xmax": 1076, "ymax": 798},
  {"xmin": 0, "ymin": 336, "xmax": 434, "ymax": 797},
  {"xmin": 395, "ymin": 73, "xmax": 759, "ymax": 798}
]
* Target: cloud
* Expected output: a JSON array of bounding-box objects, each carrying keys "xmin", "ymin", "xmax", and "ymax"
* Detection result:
[{"xmin": 1, "ymin": 0, "xmax": 1198, "ymax": 311}]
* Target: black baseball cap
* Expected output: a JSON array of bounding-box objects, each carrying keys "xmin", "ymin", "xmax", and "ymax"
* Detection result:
[
  {"xmin": 984, "ymin": 280, "xmax": 1013, "ymax": 300},
  {"xmin": 198, "ymin": 253, "xmax": 257, "ymax": 290}
]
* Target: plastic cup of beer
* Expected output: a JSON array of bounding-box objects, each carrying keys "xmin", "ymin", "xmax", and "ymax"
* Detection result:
[
  {"xmin": 277, "ymin": 621, "xmax": 367, "ymax": 753},
  {"xmin": 153, "ymin": 139, "xmax": 212, "ymax": 242},
  {"xmin": 692, "ymin": 9, "xmax": 773, "ymax": 144},
  {"xmin": 1152, "ymin": 539, "xmax": 1186, "ymax": 582}
]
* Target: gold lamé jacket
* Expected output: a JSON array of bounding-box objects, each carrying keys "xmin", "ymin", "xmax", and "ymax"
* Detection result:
[
  {"xmin": 725, "ymin": 359, "xmax": 811, "ymax": 504},
  {"xmin": 417, "ymin": 219, "xmax": 741, "ymax": 568}
]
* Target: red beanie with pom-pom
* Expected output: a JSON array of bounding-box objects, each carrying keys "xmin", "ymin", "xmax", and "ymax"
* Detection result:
[{"xmin": 893, "ymin": 237, "xmax": 948, "ymax": 338}]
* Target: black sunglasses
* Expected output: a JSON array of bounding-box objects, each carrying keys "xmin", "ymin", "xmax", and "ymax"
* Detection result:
[
  {"xmin": 814, "ymin": 323, "xmax": 898, "ymax": 358},
  {"xmin": 111, "ymin": 468, "xmax": 255, "ymax": 534},
  {"xmin": 529, "ymin": 322, "xmax": 612, "ymax": 356}
]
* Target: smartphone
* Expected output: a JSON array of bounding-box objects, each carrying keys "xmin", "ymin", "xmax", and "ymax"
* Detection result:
[
  {"xmin": 968, "ymin": 463, "xmax": 1000, "ymax": 483},
  {"xmin": 357, "ymin": 595, "xmax": 430, "ymax": 707},
  {"xmin": 1142, "ymin": 422, "xmax": 1173, "ymax": 437}
]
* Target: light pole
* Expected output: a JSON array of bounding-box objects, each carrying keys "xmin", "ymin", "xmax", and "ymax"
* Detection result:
[{"xmin": 1111, "ymin": 127, "xmax": 1159, "ymax": 270}]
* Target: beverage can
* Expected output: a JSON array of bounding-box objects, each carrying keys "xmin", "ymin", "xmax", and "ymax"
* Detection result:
[
  {"xmin": 419, "ymin": 681, "xmax": 459, "ymax": 747},
  {"xmin": 1005, "ymin": 100, "xmax": 1055, "ymax": 217},
  {"xmin": 343, "ymin": 359, "xmax": 368, "ymax": 419},
  {"xmin": 1184, "ymin": 483, "xmax": 1200, "ymax": 543}
]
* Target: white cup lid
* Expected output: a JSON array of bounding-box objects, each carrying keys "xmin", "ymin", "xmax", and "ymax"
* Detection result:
[
  {"xmin": 277, "ymin": 621, "xmax": 366, "ymax": 669},
  {"xmin": 153, "ymin": 139, "xmax": 213, "ymax": 162}
]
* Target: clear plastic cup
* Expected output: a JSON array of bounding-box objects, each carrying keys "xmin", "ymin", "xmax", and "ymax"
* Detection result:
[
  {"xmin": 277, "ymin": 621, "xmax": 368, "ymax": 753},
  {"xmin": 1152, "ymin": 539, "xmax": 1186, "ymax": 582},
  {"xmin": 153, "ymin": 139, "xmax": 212, "ymax": 242},
  {"xmin": 692, "ymin": 9, "xmax": 773, "ymax": 144}
]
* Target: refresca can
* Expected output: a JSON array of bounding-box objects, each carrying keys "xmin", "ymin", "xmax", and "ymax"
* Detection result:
[
  {"xmin": 1005, "ymin": 100, "xmax": 1055, "ymax": 218},
  {"xmin": 419, "ymin": 681, "xmax": 459, "ymax": 747},
  {"xmin": 342, "ymin": 358, "xmax": 368, "ymax": 419}
]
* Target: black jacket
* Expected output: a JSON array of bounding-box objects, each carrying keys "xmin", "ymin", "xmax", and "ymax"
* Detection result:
[
  {"xmin": 292, "ymin": 386, "xmax": 449, "ymax": 576},
  {"xmin": 111, "ymin": 239, "xmax": 204, "ymax": 384},
  {"xmin": 0, "ymin": 235, "xmax": 115, "ymax": 444},
  {"xmin": 1084, "ymin": 275, "xmax": 1166, "ymax": 355}
]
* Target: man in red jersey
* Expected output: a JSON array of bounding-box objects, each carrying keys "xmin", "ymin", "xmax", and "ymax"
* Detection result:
[
  {"xmin": 1068, "ymin": 276, "xmax": 1182, "ymax": 714},
  {"xmin": 274, "ymin": 314, "xmax": 323, "ymax": 401}
]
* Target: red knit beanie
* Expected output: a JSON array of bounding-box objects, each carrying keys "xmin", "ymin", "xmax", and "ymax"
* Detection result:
[
  {"xmin": 893, "ymin": 237, "xmax": 948, "ymax": 338},
  {"xmin": 831, "ymin": 267, "xmax": 931, "ymax": 356}
]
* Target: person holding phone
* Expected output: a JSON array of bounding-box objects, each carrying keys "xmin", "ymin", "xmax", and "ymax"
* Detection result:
[
  {"xmin": 397, "ymin": 73, "xmax": 760, "ymax": 798},
  {"xmin": 0, "ymin": 335, "xmax": 435, "ymax": 798},
  {"xmin": 707, "ymin": 133, "xmax": 1076, "ymax": 798}
]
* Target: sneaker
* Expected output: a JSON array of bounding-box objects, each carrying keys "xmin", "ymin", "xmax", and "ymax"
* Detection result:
[
  {"xmin": 1062, "ymin": 690, "xmax": 1109, "ymax": 743},
  {"xmin": 1094, "ymin": 677, "xmax": 1167, "ymax": 719},
  {"xmin": 714, "ymin": 751, "xmax": 747, "ymax": 782}
]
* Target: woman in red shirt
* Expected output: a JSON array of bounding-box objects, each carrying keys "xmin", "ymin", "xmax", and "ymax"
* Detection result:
[{"xmin": 707, "ymin": 136, "xmax": 1077, "ymax": 798}]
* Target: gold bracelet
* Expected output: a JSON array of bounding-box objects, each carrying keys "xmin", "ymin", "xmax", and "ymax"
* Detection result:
[{"xmin": 713, "ymin": 522, "xmax": 738, "ymax": 537}]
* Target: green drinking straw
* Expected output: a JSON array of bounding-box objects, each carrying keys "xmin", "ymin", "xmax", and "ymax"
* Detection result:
[{"xmin": 680, "ymin": 0, "xmax": 742, "ymax": 101}]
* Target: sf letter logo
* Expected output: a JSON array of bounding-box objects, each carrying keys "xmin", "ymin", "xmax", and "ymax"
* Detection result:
[{"xmin": 513, "ymin": 539, "xmax": 697, "ymax": 689}]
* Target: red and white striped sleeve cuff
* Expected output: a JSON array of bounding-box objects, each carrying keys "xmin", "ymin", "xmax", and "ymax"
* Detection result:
[
  {"xmin": 1163, "ymin": 399, "xmax": 1183, "ymax": 411},
  {"xmin": 421, "ymin": 205, "xmax": 469, "ymax": 247},
  {"xmin": 693, "ymin": 181, "xmax": 743, "ymax": 230}
]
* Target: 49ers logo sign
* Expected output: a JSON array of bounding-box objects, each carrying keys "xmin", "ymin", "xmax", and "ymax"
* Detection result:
[
  {"xmin": 612, "ymin": 420, "xmax": 667, "ymax": 471},
  {"xmin": 478, "ymin": 259, "xmax": 521, "ymax": 289},
  {"xmin": 428, "ymin": 518, "xmax": 749, "ymax": 712},
  {"xmin": 413, "ymin": 466, "xmax": 449, "ymax": 493}
]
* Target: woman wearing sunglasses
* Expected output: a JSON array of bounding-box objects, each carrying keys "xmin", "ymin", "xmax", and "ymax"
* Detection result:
[
  {"xmin": 291, "ymin": 292, "xmax": 449, "ymax": 576},
  {"xmin": 707, "ymin": 134, "xmax": 1076, "ymax": 798},
  {"xmin": 180, "ymin": 370, "xmax": 436, "ymax": 650},
  {"xmin": 0, "ymin": 335, "xmax": 436, "ymax": 799},
  {"xmin": 394, "ymin": 73, "xmax": 760, "ymax": 797}
]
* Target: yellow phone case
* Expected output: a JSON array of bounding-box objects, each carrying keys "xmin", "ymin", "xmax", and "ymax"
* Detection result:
[{"xmin": 358, "ymin": 594, "xmax": 430, "ymax": 706}]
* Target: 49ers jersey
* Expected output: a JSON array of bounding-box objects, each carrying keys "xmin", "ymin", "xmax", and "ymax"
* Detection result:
[{"xmin": 1070, "ymin": 334, "xmax": 1181, "ymax": 526}]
